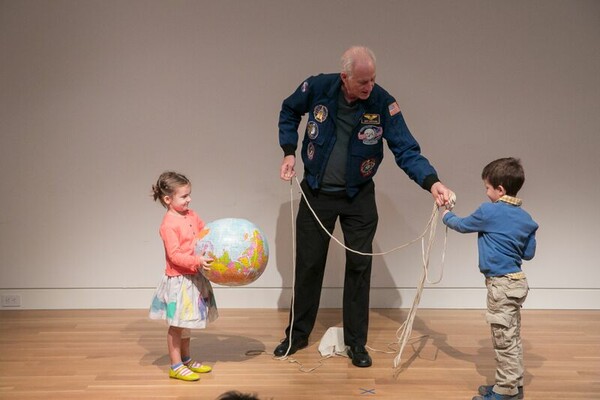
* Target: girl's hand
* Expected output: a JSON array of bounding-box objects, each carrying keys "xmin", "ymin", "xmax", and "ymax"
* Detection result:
[{"xmin": 197, "ymin": 253, "xmax": 214, "ymax": 271}]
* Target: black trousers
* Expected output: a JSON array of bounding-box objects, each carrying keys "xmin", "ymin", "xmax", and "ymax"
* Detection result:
[{"xmin": 285, "ymin": 180, "xmax": 378, "ymax": 347}]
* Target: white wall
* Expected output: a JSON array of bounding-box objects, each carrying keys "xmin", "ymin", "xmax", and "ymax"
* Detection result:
[{"xmin": 1, "ymin": 0, "xmax": 598, "ymax": 310}]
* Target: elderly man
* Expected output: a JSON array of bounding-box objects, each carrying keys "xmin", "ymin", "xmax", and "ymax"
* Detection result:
[{"xmin": 276, "ymin": 46, "xmax": 451, "ymax": 367}]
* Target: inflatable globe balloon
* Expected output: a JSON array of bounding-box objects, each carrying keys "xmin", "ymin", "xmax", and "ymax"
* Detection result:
[{"xmin": 195, "ymin": 218, "xmax": 269, "ymax": 286}]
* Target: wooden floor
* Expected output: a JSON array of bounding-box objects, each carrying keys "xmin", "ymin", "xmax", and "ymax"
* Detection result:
[{"xmin": 0, "ymin": 309, "xmax": 599, "ymax": 399}]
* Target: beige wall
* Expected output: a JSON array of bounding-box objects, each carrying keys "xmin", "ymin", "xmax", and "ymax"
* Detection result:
[{"xmin": 1, "ymin": 0, "xmax": 599, "ymax": 309}]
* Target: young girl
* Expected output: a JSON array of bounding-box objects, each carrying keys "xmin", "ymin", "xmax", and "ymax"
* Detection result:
[{"xmin": 149, "ymin": 171, "xmax": 218, "ymax": 381}]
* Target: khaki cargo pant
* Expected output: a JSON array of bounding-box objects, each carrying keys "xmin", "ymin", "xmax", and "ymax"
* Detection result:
[{"xmin": 485, "ymin": 275, "xmax": 529, "ymax": 397}]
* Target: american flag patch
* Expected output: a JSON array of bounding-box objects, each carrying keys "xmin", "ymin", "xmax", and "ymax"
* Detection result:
[{"xmin": 388, "ymin": 102, "xmax": 401, "ymax": 116}]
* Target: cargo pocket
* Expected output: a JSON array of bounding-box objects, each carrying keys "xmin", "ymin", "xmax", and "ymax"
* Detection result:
[
  {"xmin": 505, "ymin": 280, "xmax": 529, "ymax": 302},
  {"xmin": 491, "ymin": 323, "xmax": 510, "ymax": 349}
]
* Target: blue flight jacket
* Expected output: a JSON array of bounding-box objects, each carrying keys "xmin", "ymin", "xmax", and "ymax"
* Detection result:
[{"xmin": 278, "ymin": 73, "xmax": 439, "ymax": 197}]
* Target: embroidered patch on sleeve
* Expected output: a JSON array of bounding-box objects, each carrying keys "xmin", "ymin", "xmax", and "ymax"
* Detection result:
[{"xmin": 388, "ymin": 102, "xmax": 401, "ymax": 116}]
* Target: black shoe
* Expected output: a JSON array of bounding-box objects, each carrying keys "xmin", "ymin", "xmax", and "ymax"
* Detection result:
[
  {"xmin": 347, "ymin": 345, "xmax": 372, "ymax": 367},
  {"xmin": 273, "ymin": 337, "xmax": 308, "ymax": 357}
]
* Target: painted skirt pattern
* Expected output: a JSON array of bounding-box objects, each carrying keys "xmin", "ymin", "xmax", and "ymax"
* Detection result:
[{"xmin": 149, "ymin": 273, "xmax": 218, "ymax": 329}]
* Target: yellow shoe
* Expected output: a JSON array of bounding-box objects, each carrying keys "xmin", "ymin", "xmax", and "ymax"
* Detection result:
[
  {"xmin": 169, "ymin": 365, "xmax": 200, "ymax": 381},
  {"xmin": 184, "ymin": 360, "xmax": 212, "ymax": 374}
]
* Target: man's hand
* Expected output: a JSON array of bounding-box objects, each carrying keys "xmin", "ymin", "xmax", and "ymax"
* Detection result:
[
  {"xmin": 280, "ymin": 155, "xmax": 296, "ymax": 181},
  {"xmin": 430, "ymin": 181, "xmax": 453, "ymax": 207}
]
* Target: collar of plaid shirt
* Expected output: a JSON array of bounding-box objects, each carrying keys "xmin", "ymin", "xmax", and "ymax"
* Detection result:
[{"xmin": 497, "ymin": 195, "xmax": 523, "ymax": 206}]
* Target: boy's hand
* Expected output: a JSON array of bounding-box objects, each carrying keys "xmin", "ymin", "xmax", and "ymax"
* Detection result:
[{"xmin": 446, "ymin": 191, "xmax": 457, "ymax": 210}]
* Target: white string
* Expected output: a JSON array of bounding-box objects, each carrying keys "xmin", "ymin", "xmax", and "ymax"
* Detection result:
[
  {"xmin": 294, "ymin": 177, "xmax": 437, "ymax": 257},
  {"xmin": 393, "ymin": 205, "xmax": 444, "ymax": 371},
  {"xmin": 271, "ymin": 179, "xmax": 337, "ymax": 373},
  {"xmin": 286, "ymin": 176, "xmax": 454, "ymax": 374},
  {"xmin": 274, "ymin": 180, "xmax": 298, "ymax": 360}
]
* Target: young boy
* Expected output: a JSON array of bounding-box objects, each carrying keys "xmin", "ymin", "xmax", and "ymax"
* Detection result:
[{"xmin": 443, "ymin": 157, "xmax": 538, "ymax": 400}]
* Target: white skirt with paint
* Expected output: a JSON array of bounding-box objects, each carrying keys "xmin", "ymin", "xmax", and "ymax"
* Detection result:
[{"xmin": 149, "ymin": 273, "xmax": 218, "ymax": 329}]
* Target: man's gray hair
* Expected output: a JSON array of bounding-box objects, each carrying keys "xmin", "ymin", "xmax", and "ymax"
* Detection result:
[{"xmin": 340, "ymin": 46, "xmax": 376, "ymax": 76}]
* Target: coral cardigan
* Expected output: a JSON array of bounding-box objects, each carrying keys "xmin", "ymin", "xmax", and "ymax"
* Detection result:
[{"xmin": 159, "ymin": 210, "xmax": 205, "ymax": 276}]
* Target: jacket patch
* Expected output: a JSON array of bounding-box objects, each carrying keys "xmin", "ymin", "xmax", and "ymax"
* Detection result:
[
  {"xmin": 307, "ymin": 142, "xmax": 315, "ymax": 160},
  {"xmin": 360, "ymin": 158, "xmax": 377, "ymax": 177},
  {"xmin": 357, "ymin": 125, "xmax": 383, "ymax": 145},
  {"xmin": 301, "ymin": 81, "xmax": 309, "ymax": 92},
  {"xmin": 313, "ymin": 105, "xmax": 328, "ymax": 123},
  {"xmin": 306, "ymin": 121, "xmax": 319, "ymax": 140},
  {"xmin": 361, "ymin": 113, "xmax": 380, "ymax": 124},
  {"xmin": 388, "ymin": 102, "xmax": 401, "ymax": 116}
]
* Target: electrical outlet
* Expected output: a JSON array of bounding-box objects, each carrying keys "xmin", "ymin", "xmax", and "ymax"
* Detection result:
[{"xmin": 1, "ymin": 294, "xmax": 21, "ymax": 307}]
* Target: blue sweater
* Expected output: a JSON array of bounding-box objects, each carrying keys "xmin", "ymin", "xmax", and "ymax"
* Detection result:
[{"xmin": 443, "ymin": 201, "xmax": 538, "ymax": 277}]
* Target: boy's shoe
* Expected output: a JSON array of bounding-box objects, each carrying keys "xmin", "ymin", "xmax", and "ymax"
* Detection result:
[
  {"xmin": 184, "ymin": 359, "xmax": 212, "ymax": 373},
  {"xmin": 472, "ymin": 390, "xmax": 520, "ymax": 400},
  {"xmin": 478, "ymin": 385, "xmax": 524, "ymax": 399},
  {"xmin": 169, "ymin": 365, "xmax": 200, "ymax": 381}
]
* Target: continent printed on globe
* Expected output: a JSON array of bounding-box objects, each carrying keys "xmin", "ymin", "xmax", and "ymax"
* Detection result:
[{"xmin": 195, "ymin": 218, "xmax": 269, "ymax": 286}]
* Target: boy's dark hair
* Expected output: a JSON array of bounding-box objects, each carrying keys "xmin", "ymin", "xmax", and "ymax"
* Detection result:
[
  {"xmin": 216, "ymin": 391, "xmax": 261, "ymax": 400},
  {"xmin": 481, "ymin": 157, "xmax": 525, "ymax": 196}
]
